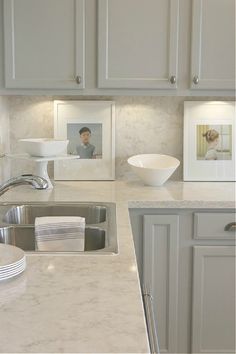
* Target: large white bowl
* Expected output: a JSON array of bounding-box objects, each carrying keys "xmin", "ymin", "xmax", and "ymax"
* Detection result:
[
  {"xmin": 128, "ymin": 154, "xmax": 180, "ymax": 186},
  {"xmin": 19, "ymin": 139, "xmax": 69, "ymax": 157}
]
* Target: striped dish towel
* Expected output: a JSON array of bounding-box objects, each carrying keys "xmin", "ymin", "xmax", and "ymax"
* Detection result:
[{"xmin": 35, "ymin": 216, "xmax": 85, "ymax": 252}]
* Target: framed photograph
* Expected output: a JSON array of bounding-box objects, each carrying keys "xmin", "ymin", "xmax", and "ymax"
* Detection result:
[
  {"xmin": 184, "ymin": 101, "xmax": 235, "ymax": 181},
  {"xmin": 54, "ymin": 100, "xmax": 115, "ymax": 180}
]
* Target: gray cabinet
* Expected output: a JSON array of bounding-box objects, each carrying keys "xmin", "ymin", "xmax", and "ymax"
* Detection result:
[
  {"xmin": 192, "ymin": 246, "xmax": 235, "ymax": 353},
  {"xmin": 193, "ymin": 212, "xmax": 236, "ymax": 240},
  {"xmin": 130, "ymin": 209, "xmax": 236, "ymax": 354},
  {"xmin": 3, "ymin": 0, "xmax": 85, "ymax": 89},
  {"xmin": 1, "ymin": 0, "xmax": 235, "ymax": 94},
  {"xmin": 143, "ymin": 215, "xmax": 179, "ymax": 353},
  {"xmin": 98, "ymin": 0, "xmax": 179, "ymax": 89},
  {"xmin": 191, "ymin": 0, "xmax": 235, "ymax": 90}
]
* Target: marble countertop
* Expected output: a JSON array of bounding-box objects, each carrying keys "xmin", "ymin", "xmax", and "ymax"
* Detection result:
[{"xmin": 0, "ymin": 180, "xmax": 235, "ymax": 354}]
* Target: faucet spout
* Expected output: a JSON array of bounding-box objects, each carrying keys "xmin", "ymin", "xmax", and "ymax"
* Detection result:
[{"xmin": 0, "ymin": 174, "xmax": 48, "ymax": 196}]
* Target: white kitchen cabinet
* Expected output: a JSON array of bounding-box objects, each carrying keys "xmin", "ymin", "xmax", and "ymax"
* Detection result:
[
  {"xmin": 4, "ymin": 0, "xmax": 85, "ymax": 89},
  {"xmin": 143, "ymin": 215, "xmax": 179, "ymax": 353},
  {"xmin": 191, "ymin": 0, "xmax": 235, "ymax": 90},
  {"xmin": 98, "ymin": 0, "xmax": 179, "ymax": 89},
  {"xmin": 192, "ymin": 246, "xmax": 235, "ymax": 353}
]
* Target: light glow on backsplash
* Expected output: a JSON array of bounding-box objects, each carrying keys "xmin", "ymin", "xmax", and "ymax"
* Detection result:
[
  {"xmin": 46, "ymin": 263, "xmax": 55, "ymax": 273},
  {"xmin": 129, "ymin": 264, "xmax": 137, "ymax": 272}
]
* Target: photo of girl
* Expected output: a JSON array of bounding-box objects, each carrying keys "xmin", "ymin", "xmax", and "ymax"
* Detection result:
[
  {"xmin": 196, "ymin": 124, "xmax": 232, "ymax": 161},
  {"xmin": 202, "ymin": 129, "xmax": 219, "ymax": 160}
]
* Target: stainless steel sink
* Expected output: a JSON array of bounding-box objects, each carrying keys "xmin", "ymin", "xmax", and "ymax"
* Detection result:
[
  {"xmin": 0, "ymin": 226, "xmax": 105, "ymax": 252},
  {"xmin": 4, "ymin": 204, "xmax": 106, "ymax": 225},
  {"xmin": 0, "ymin": 202, "xmax": 117, "ymax": 254}
]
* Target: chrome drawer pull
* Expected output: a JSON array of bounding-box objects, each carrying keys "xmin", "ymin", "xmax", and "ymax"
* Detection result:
[
  {"xmin": 193, "ymin": 75, "xmax": 199, "ymax": 84},
  {"xmin": 224, "ymin": 222, "xmax": 236, "ymax": 232},
  {"xmin": 75, "ymin": 75, "xmax": 82, "ymax": 84},
  {"xmin": 169, "ymin": 75, "xmax": 176, "ymax": 84}
]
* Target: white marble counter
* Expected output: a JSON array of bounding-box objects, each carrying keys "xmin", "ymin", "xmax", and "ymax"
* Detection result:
[
  {"xmin": 0, "ymin": 180, "xmax": 235, "ymax": 354},
  {"xmin": 0, "ymin": 180, "xmax": 235, "ymax": 207}
]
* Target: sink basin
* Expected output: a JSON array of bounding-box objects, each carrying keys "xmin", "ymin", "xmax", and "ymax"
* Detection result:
[
  {"xmin": 0, "ymin": 202, "xmax": 117, "ymax": 254},
  {"xmin": 4, "ymin": 204, "xmax": 106, "ymax": 225},
  {"xmin": 128, "ymin": 154, "xmax": 180, "ymax": 186},
  {"xmin": 0, "ymin": 226, "xmax": 105, "ymax": 252}
]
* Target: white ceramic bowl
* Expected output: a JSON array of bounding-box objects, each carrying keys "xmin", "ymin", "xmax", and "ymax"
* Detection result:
[
  {"xmin": 128, "ymin": 154, "xmax": 180, "ymax": 186},
  {"xmin": 19, "ymin": 139, "xmax": 69, "ymax": 157}
]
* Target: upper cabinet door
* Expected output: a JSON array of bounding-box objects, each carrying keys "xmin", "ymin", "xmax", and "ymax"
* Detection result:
[
  {"xmin": 98, "ymin": 0, "xmax": 179, "ymax": 89},
  {"xmin": 4, "ymin": 0, "xmax": 85, "ymax": 89},
  {"xmin": 191, "ymin": 0, "xmax": 235, "ymax": 90}
]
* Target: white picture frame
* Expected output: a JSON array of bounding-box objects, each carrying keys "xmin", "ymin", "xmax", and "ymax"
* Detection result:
[
  {"xmin": 54, "ymin": 100, "xmax": 115, "ymax": 180},
  {"xmin": 184, "ymin": 101, "xmax": 235, "ymax": 181}
]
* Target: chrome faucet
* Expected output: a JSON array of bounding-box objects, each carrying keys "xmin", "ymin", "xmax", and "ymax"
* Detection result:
[{"xmin": 0, "ymin": 174, "xmax": 48, "ymax": 196}]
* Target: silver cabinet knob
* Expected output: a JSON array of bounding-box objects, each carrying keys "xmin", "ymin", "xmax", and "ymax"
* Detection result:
[
  {"xmin": 224, "ymin": 222, "xmax": 236, "ymax": 232},
  {"xmin": 193, "ymin": 75, "xmax": 199, "ymax": 85},
  {"xmin": 170, "ymin": 75, "xmax": 176, "ymax": 84},
  {"xmin": 75, "ymin": 75, "xmax": 82, "ymax": 84}
]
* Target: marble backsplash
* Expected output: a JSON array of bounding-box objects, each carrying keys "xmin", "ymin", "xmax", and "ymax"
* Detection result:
[
  {"xmin": 1, "ymin": 96, "xmax": 233, "ymax": 181},
  {"xmin": 0, "ymin": 96, "xmax": 10, "ymax": 183}
]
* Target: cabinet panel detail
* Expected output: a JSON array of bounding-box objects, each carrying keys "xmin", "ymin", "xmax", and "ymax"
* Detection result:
[
  {"xmin": 194, "ymin": 212, "xmax": 236, "ymax": 240},
  {"xmin": 98, "ymin": 0, "xmax": 179, "ymax": 89},
  {"xmin": 4, "ymin": 0, "xmax": 85, "ymax": 89},
  {"xmin": 143, "ymin": 215, "xmax": 179, "ymax": 353},
  {"xmin": 192, "ymin": 246, "xmax": 235, "ymax": 353},
  {"xmin": 191, "ymin": 0, "xmax": 235, "ymax": 90}
]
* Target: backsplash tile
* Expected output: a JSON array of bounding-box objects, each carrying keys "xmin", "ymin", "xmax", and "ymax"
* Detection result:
[
  {"xmin": 0, "ymin": 96, "xmax": 10, "ymax": 183},
  {"xmin": 3, "ymin": 95, "xmax": 233, "ymax": 181},
  {"xmin": 8, "ymin": 96, "xmax": 54, "ymax": 177},
  {"xmin": 115, "ymin": 96, "xmax": 183, "ymax": 179}
]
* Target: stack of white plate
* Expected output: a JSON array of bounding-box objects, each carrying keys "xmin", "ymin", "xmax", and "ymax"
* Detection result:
[{"xmin": 0, "ymin": 244, "xmax": 26, "ymax": 281}]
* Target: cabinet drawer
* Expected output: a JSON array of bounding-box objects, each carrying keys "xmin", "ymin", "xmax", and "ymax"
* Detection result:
[{"xmin": 194, "ymin": 213, "xmax": 236, "ymax": 240}]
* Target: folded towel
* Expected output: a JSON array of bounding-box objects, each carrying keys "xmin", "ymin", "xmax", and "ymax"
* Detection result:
[{"xmin": 35, "ymin": 216, "xmax": 85, "ymax": 252}]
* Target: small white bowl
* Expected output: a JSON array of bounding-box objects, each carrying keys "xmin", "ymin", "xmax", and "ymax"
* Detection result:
[
  {"xmin": 128, "ymin": 154, "xmax": 180, "ymax": 186},
  {"xmin": 19, "ymin": 139, "xmax": 69, "ymax": 157}
]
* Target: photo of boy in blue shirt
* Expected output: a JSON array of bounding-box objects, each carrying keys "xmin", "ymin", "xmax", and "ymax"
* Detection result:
[{"xmin": 76, "ymin": 127, "xmax": 95, "ymax": 159}]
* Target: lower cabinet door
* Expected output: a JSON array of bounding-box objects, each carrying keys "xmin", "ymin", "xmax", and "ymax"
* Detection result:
[
  {"xmin": 143, "ymin": 215, "xmax": 179, "ymax": 354},
  {"xmin": 192, "ymin": 246, "xmax": 235, "ymax": 353}
]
